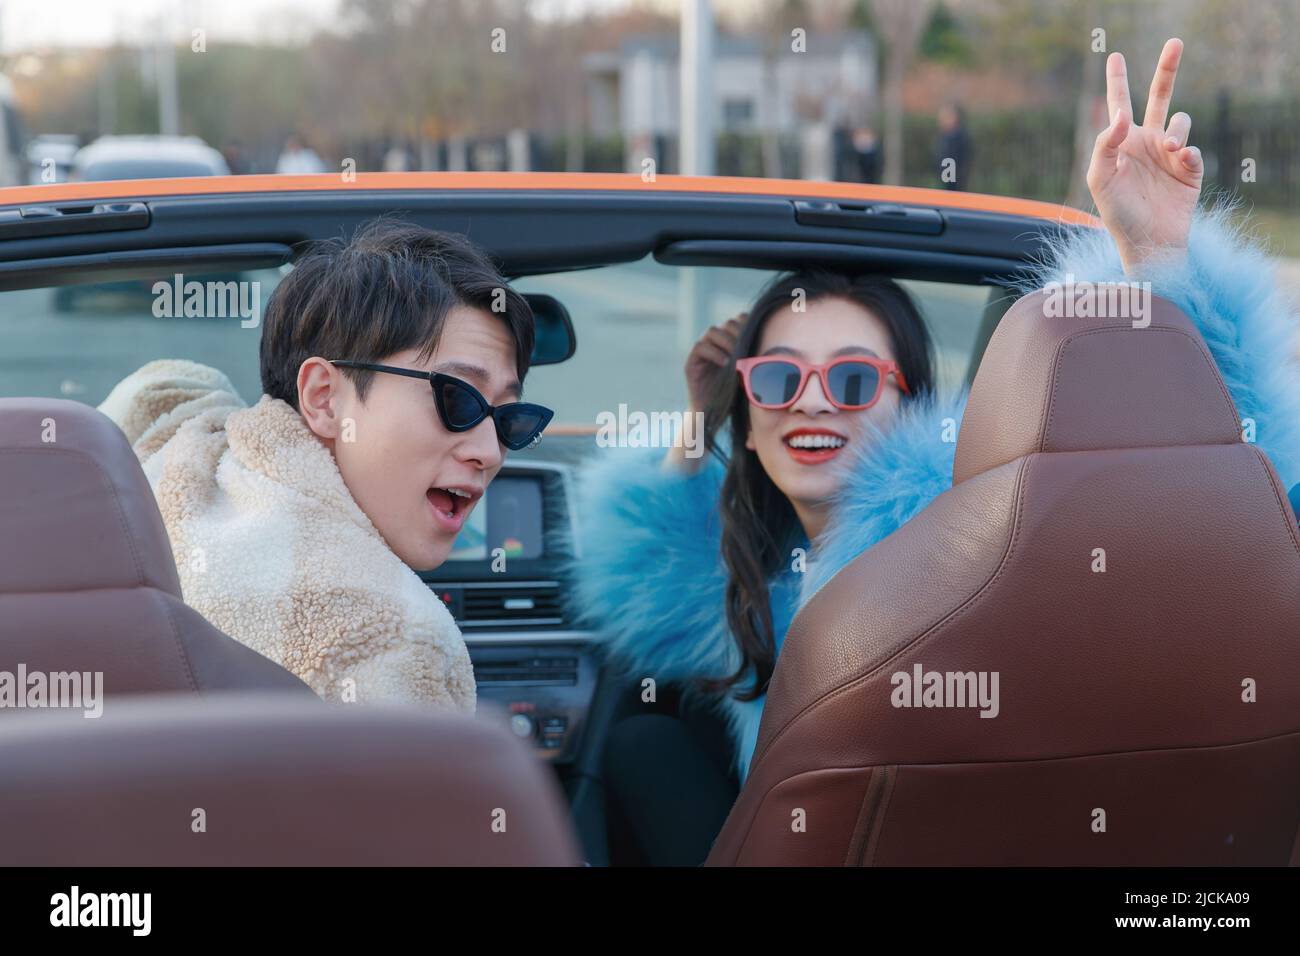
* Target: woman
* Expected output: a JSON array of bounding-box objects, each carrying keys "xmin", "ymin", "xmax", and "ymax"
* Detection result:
[{"xmin": 569, "ymin": 39, "xmax": 1300, "ymax": 865}]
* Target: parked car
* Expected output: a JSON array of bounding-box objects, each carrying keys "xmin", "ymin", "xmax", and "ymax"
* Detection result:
[
  {"xmin": 52, "ymin": 135, "xmax": 235, "ymax": 311},
  {"xmin": 24, "ymin": 133, "xmax": 79, "ymax": 184},
  {"xmin": 70, "ymin": 134, "xmax": 230, "ymax": 182}
]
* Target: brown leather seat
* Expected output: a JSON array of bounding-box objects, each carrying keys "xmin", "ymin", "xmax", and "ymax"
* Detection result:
[
  {"xmin": 708, "ymin": 292, "xmax": 1300, "ymax": 866},
  {"xmin": 0, "ymin": 398, "xmax": 314, "ymax": 701},
  {"xmin": 0, "ymin": 694, "xmax": 581, "ymax": 865}
]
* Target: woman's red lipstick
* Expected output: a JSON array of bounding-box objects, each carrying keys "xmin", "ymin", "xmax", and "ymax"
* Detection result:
[{"xmin": 782, "ymin": 427, "xmax": 848, "ymax": 465}]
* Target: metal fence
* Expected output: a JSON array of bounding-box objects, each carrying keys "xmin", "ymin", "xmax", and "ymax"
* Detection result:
[{"xmin": 328, "ymin": 94, "xmax": 1299, "ymax": 212}]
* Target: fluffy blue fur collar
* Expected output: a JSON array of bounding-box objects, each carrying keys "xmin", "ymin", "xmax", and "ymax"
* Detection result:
[{"xmin": 797, "ymin": 390, "xmax": 968, "ymax": 605}]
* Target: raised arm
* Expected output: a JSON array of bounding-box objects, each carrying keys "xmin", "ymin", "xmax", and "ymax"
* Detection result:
[{"xmin": 1086, "ymin": 37, "xmax": 1204, "ymax": 274}]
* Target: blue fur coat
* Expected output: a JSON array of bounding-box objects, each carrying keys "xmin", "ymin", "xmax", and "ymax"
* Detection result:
[{"xmin": 566, "ymin": 207, "xmax": 1300, "ymax": 782}]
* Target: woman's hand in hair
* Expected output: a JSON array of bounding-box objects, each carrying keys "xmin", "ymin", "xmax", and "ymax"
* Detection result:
[
  {"xmin": 1086, "ymin": 37, "xmax": 1203, "ymax": 274},
  {"xmin": 664, "ymin": 315, "xmax": 743, "ymax": 475},
  {"xmin": 685, "ymin": 315, "xmax": 743, "ymax": 412}
]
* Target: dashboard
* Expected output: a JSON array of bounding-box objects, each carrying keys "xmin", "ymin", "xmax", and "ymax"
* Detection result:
[{"xmin": 420, "ymin": 460, "xmax": 601, "ymax": 767}]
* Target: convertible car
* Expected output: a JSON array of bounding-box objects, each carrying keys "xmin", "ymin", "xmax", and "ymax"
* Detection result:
[{"xmin": 0, "ymin": 172, "xmax": 1296, "ymax": 867}]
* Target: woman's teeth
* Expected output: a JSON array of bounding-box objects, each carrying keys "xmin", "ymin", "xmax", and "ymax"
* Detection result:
[{"xmin": 785, "ymin": 434, "xmax": 847, "ymax": 449}]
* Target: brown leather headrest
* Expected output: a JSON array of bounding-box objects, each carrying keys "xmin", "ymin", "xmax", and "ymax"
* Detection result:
[
  {"xmin": 0, "ymin": 694, "xmax": 582, "ymax": 865},
  {"xmin": 0, "ymin": 398, "xmax": 181, "ymax": 596},
  {"xmin": 953, "ymin": 290, "xmax": 1242, "ymax": 485}
]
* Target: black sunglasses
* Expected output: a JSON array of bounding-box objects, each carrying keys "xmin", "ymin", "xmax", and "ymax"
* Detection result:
[{"xmin": 329, "ymin": 361, "xmax": 554, "ymax": 451}]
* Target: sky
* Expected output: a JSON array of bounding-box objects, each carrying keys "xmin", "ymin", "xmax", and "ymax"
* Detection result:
[
  {"xmin": 1, "ymin": 0, "xmax": 342, "ymax": 51},
  {"xmin": 0, "ymin": 0, "xmax": 693, "ymax": 54}
]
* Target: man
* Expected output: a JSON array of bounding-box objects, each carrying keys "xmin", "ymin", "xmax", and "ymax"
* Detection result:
[{"xmin": 101, "ymin": 221, "xmax": 551, "ymax": 709}]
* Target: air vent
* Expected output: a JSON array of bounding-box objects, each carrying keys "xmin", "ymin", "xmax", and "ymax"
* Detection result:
[
  {"xmin": 444, "ymin": 581, "xmax": 565, "ymax": 629},
  {"xmin": 473, "ymin": 653, "xmax": 579, "ymax": 687}
]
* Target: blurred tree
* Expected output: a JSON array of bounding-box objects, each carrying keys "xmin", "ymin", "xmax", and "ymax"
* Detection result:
[
  {"xmin": 871, "ymin": 0, "xmax": 931, "ymax": 185},
  {"xmin": 178, "ymin": 44, "xmax": 311, "ymax": 165},
  {"xmin": 328, "ymin": 0, "xmax": 535, "ymax": 156},
  {"xmin": 919, "ymin": 1, "xmax": 975, "ymax": 68},
  {"xmin": 978, "ymin": 0, "xmax": 1141, "ymax": 209},
  {"xmin": 756, "ymin": 0, "xmax": 811, "ymax": 178},
  {"xmin": 847, "ymin": 0, "xmax": 875, "ymax": 34},
  {"xmin": 1185, "ymin": 0, "xmax": 1298, "ymax": 99}
]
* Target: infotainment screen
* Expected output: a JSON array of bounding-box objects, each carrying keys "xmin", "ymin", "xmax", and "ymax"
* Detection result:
[{"xmin": 447, "ymin": 474, "xmax": 545, "ymax": 561}]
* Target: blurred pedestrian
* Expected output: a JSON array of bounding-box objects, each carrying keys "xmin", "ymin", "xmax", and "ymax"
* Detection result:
[
  {"xmin": 383, "ymin": 140, "xmax": 411, "ymax": 172},
  {"xmin": 935, "ymin": 104, "xmax": 972, "ymax": 191},
  {"xmin": 276, "ymin": 133, "xmax": 326, "ymax": 175},
  {"xmin": 850, "ymin": 125, "xmax": 881, "ymax": 184},
  {"xmin": 221, "ymin": 139, "xmax": 250, "ymax": 175}
]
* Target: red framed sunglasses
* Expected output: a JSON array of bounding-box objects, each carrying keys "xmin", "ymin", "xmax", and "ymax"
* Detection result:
[{"xmin": 735, "ymin": 355, "xmax": 909, "ymax": 410}]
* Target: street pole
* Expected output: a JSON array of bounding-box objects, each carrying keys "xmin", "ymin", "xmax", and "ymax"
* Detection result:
[
  {"xmin": 679, "ymin": 0, "xmax": 714, "ymax": 177},
  {"xmin": 156, "ymin": 15, "xmax": 179, "ymax": 136},
  {"xmin": 678, "ymin": 0, "xmax": 716, "ymax": 358}
]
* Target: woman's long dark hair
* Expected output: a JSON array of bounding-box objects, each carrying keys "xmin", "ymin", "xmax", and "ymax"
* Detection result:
[{"xmin": 699, "ymin": 270, "xmax": 936, "ymax": 700}]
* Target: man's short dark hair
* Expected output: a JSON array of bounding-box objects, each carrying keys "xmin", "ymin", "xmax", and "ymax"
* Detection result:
[{"xmin": 260, "ymin": 219, "xmax": 534, "ymax": 409}]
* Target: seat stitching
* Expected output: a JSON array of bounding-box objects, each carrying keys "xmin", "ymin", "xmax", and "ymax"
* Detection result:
[
  {"xmin": 753, "ymin": 453, "xmax": 1033, "ymax": 770},
  {"xmin": 733, "ymin": 459, "xmax": 1030, "ymax": 859},
  {"xmin": 857, "ymin": 764, "xmax": 896, "ymax": 868},
  {"xmin": 754, "ymin": 725, "xmax": 1300, "ymax": 774},
  {"xmin": 731, "ymin": 728, "xmax": 1300, "ymax": 863},
  {"xmin": 1246, "ymin": 445, "xmax": 1300, "ymax": 560},
  {"xmin": 155, "ymin": 590, "xmax": 200, "ymax": 693}
]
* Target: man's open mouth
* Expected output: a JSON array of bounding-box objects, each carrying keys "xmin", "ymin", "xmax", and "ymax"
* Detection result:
[{"xmin": 427, "ymin": 485, "xmax": 482, "ymax": 531}]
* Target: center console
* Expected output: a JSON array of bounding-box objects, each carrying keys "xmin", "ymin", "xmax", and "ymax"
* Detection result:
[{"xmin": 419, "ymin": 461, "xmax": 601, "ymax": 765}]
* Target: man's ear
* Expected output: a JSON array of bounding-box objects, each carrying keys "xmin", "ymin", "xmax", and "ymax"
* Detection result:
[{"xmin": 296, "ymin": 357, "xmax": 346, "ymax": 441}]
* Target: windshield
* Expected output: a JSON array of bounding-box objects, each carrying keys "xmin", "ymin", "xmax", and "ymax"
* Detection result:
[
  {"xmin": 0, "ymin": 260, "xmax": 991, "ymax": 425},
  {"xmin": 517, "ymin": 260, "xmax": 990, "ymax": 423}
]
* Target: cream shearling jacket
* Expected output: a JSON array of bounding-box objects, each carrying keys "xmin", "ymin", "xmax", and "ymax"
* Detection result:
[{"xmin": 100, "ymin": 359, "xmax": 476, "ymax": 711}]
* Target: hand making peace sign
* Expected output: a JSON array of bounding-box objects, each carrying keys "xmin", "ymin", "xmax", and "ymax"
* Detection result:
[{"xmin": 1086, "ymin": 37, "xmax": 1204, "ymax": 273}]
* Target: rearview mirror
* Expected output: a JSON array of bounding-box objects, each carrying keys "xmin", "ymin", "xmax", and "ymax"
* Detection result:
[{"xmin": 523, "ymin": 293, "xmax": 576, "ymax": 366}]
